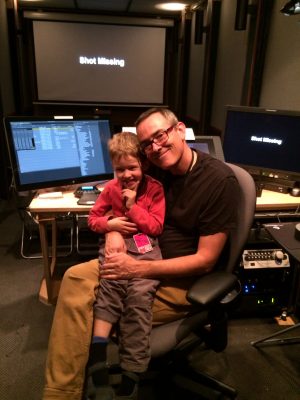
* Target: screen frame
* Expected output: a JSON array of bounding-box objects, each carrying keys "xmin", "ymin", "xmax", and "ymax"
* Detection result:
[
  {"xmin": 222, "ymin": 105, "xmax": 300, "ymax": 184},
  {"xmin": 4, "ymin": 115, "xmax": 114, "ymax": 192}
]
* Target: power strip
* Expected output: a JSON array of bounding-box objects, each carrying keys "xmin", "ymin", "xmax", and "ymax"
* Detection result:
[{"xmin": 242, "ymin": 249, "xmax": 290, "ymax": 269}]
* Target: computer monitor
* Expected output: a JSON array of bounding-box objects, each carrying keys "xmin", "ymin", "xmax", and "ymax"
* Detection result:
[
  {"xmin": 4, "ymin": 116, "xmax": 114, "ymax": 192},
  {"xmin": 222, "ymin": 106, "xmax": 300, "ymax": 185},
  {"xmin": 187, "ymin": 136, "xmax": 225, "ymax": 161}
]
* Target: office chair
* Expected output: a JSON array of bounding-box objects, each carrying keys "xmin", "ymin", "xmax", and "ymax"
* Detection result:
[
  {"xmin": 15, "ymin": 191, "xmax": 74, "ymax": 259},
  {"xmin": 87, "ymin": 163, "xmax": 256, "ymax": 399},
  {"xmin": 250, "ymin": 322, "xmax": 300, "ymax": 347},
  {"xmin": 19, "ymin": 209, "xmax": 74, "ymax": 259},
  {"xmin": 146, "ymin": 163, "xmax": 256, "ymax": 399},
  {"xmin": 76, "ymin": 214, "xmax": 100, "ymax": 256}
]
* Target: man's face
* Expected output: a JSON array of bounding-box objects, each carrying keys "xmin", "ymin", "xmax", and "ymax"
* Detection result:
[{"xmin": 137, "ymin": 112, "xmax": 185, "ymax": 170}]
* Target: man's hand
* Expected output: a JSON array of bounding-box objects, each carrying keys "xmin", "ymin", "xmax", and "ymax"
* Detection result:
[
  {"xmin": 107, "ymin": 216, "xmax": 138, "ymax": 235},
  {"xmin": 100, "ymin": 252, "xmax": 140, "ymax": 280}
]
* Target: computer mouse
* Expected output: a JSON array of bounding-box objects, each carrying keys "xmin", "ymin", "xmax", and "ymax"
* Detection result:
[{"xmin": 290, "ymin": 187, "xmax": 300, "ymax": 197}]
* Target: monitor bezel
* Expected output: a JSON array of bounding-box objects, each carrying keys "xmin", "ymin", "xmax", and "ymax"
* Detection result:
[{"xmin": 4, "ymin": 115, "xmax": 114, "ymax": 192}]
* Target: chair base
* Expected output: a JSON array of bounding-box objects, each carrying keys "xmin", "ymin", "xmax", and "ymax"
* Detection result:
[
  {"xmin": 145, "ymin": 347, "xmax": 237, "ymax": 400},
  {"xmin": 172, "ymin": 368, "xmax": 237, "ymax": 399},
  {"xmin": 251, "ymin": 322, "xmax": 300, "ymax": 347}
]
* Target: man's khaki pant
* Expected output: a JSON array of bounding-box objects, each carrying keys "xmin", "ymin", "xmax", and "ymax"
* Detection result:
[{"xmin": 43, "ymin": 259, "xmax": 193, "ymax": 400}]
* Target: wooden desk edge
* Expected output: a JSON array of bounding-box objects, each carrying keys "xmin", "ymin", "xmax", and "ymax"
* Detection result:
[
  {"xmin": 39, "ymin": 278, "xmax": 60, "ymax": 306},
  {"xmin": 28, "ymin": 191, "xmax": 93, "ymax": 213},
  {"xmin": 256, "ymin": 203, "xmax": 300, "ymax": 211}
]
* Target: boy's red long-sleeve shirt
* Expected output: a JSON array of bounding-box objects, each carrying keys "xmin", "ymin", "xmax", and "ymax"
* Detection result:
[{"xmin": 88, "ymin": 174, "xmax": 165, "ymax": 237}]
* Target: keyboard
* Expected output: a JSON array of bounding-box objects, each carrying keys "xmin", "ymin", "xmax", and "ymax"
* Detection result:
[{"xmin": 74, "ymin": 186, "xmax": 100, "ymax": 198}]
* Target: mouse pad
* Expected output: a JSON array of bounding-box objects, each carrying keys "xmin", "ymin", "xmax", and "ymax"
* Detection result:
[{"xmin": 264, "ymin": 222, "xmax": 300, "ymax": 251}]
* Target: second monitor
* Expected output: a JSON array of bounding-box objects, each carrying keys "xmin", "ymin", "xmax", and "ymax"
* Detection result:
[{"xmin": 187, "ymin": 137, "xmax": 225, "ymax": 161}]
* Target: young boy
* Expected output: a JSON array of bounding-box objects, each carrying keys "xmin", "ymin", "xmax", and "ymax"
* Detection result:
[{"xmin": 87, "ymin": 132, "xmax": 165, "ymax": 399}]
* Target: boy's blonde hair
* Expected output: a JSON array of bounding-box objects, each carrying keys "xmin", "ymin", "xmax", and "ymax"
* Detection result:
[{"xmin": 108, "ymin": 131, "xmax": 143, "ymax": 163}]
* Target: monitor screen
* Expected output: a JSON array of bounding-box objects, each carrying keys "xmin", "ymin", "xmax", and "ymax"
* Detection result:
[
  {"xmin": 222, "ymin": 106, "xmax": 300, "ymax": 182},
  {"xmin": 187, "ymin": 137, "xmax": 225, "ymax": 161},
  {"xmin": 32, "ymin": 20, "xmax": 166, "ymax": 105},
  {"xmin": 4, "ymin": 116, "xmax": 114, "ymax": 191}
]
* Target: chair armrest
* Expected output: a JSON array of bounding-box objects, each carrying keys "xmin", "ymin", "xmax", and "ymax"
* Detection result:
[{"xmin": 186, "ymin": 271, "xmax": 238, "ymax": 306}]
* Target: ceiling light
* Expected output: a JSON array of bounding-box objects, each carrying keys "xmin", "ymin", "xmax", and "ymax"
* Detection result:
[
  {"xmin": 155, "ymin": 3, "xmax": 188, "ymax": 12},
  {"xmin": 280, "ymin": 1, "xmax": 300, "ymax": 15}
]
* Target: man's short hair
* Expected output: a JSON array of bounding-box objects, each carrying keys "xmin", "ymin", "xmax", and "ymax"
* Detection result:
[{"xmin": 135, "ymin": 108, "xmax": 178, "ymax": 128}]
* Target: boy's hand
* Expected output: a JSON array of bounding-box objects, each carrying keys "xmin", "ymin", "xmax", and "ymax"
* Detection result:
[
  {"xmin": 107, "ymin": 216, "xmax": 137, "ymax": 235},
  {"xmin": 122, "ymin": 188, "xmax": 137, "ymax": 209}
]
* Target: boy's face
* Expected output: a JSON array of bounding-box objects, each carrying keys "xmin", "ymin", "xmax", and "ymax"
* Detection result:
[{"xmin": 113, "ymin": 155, "xmax": 143, "ymax": 191}]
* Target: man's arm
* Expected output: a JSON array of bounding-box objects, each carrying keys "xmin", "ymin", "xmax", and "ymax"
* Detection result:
[{"xmin": 100, "ymin": 231, "xmax": 228, "ymax": 280}]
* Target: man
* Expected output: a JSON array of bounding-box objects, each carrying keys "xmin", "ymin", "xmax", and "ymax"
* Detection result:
[{"xmin": 43, "ymin": 108, "xmax": 240, "ymax": 400}]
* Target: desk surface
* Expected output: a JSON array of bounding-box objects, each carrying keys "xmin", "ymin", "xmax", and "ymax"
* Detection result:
[
  {"xmin": 28, "ymin": 191, "xmax": 92, "ymax": 213},
  {"xmin": 28, "ymin": 189, "xmax": 300, "ymax": 213},
  {"xmin": 264, "ymin": 222, "xmax": 300, "ymax": 263},
  {"xmin": 256, "ymin": 190, "xmax": 300, "ymax": 211}
]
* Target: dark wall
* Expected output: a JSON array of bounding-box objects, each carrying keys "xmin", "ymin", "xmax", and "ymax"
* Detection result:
[
  {"xmin": 2, "ymin": 1, "xmax": 300, "ymax": 199},
  {"xmin": 0, "ymin": 3, "xmax": 17, "ymax": 198}
]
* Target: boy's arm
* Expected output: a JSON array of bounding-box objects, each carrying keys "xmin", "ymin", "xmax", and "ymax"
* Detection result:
[{"xmin": 88, "ymin": 188, "xmax": 113, "ymax": 233}]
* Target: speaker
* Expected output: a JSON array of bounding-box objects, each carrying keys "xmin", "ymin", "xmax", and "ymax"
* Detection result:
[
  {"xmin": 194, "ymin": 9, "xmax": 204, "ymax": 44},
  {"xmin": 235, "ymin": 0, "xmax": 249, "ymax": 31}
]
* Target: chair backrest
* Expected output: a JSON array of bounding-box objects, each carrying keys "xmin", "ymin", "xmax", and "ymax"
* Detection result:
[
  {"xmin": 150, "ymin": 163, "xmax": 256, "ymax": 357},
  {"xmin": 225, "ymin": 163, "xmax": 256, "ymax": 272}
]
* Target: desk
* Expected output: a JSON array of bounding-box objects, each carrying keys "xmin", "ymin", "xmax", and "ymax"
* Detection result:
[
  {"xmin": 28, "ymin": 189, "xmax": 300, "ymax": 305},
  {"xmin": 256, "ymin": 190, "xmax": 300, "ymax": 211},
  {"xmin": 29, "ymin": 191, "xmax": 93, "ymax": 305}
]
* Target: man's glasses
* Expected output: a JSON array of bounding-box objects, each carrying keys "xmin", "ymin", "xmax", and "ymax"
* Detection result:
[{"xmin": 140, "ymin": 124, "xmax": 177, "ymax": 154}]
